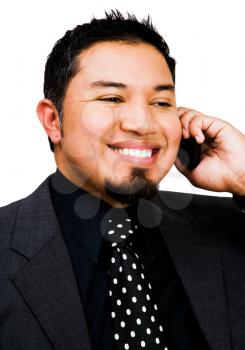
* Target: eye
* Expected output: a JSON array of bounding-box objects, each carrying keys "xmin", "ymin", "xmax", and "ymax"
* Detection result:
[
  {"xmin": 152, "ymin": 101, "xmax": 172, "ymax": 108},
  {"xmin": 98, "ymin": 97, "xmax": 122, "ymax": 103}
]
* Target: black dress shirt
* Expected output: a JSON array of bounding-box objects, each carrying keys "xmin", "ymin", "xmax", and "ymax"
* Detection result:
[{"xmin": 49, "ymin": 168, "xmax": 208, "ymax": 349}]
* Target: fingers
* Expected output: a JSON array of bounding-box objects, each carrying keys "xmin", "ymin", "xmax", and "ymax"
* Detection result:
[
  {"xmin": 178, "ymin": 107, "xmax": 203, "ymax": 141},
  {"xmin": 177, "ymin": 106, "xmax": 229, "ymax": 143}
]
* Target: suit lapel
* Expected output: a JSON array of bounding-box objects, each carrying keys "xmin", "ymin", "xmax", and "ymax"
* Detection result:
[
  {"xmin": 157, "ymin": 207, "xmax": 232, "ymax": 350},
  {"xmin": 10, "ymin": 175, "xmax": 92, "ymax": 350},
  {"xmin": 137, "ymin": 194, "xmax": 232, "ymax": 349},
  {"xmin": 9, "ymin": 176, "xmax": 233, "ymax": 350}
]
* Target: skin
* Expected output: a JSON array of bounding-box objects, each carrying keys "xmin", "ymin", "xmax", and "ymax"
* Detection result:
[
  {"xmin": 37, "ymin": 41, "xmax": 245, "ymax": 207},
  {"xmin": 37, "ymin": 41, "xmax": 182, "ymax": 206},
  {"xmin": 176, "ymin": 107, "xmax": 245, "ymax": 195}
]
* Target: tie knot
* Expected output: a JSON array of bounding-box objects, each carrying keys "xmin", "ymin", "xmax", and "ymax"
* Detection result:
[{"xmin": 101, "ymin": 211, "xmax": 138, "ymax": 247}]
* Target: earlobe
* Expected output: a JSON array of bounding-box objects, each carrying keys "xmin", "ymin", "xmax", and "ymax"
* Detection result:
[{"xmin": 36, "ymin": 98, "xmax": 62, "ymax": 145}]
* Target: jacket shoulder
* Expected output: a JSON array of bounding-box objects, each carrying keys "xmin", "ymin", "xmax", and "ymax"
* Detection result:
[
  {"xmin": 0, "ymin": 175, "xmax": 53, "ymax": 246},
  {"xmin": 0, "ymin": 199, "xmax": 22, "ymax": 242},
  {"xmin": 157, "ymin": 190, "xmax": 244, "ymax": 227}
]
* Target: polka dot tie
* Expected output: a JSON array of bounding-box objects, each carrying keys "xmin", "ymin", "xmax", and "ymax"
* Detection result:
[{"xmin": 104, "ymin": 214, "xmax": 169, "ymax": 350}]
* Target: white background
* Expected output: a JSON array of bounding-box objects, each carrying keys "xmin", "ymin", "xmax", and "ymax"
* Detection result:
[{"xmin": 0, "ymin": 0, "xmax": 244, "ymax": 206}]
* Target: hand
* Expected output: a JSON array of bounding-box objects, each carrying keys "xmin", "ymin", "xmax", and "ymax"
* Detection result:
[{"xmin": 175, "ymin": 107, "xmax": 245, "ymax": 195}]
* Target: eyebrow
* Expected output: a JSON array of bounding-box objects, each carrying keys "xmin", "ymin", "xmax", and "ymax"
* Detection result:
[{"xmin": 89, "ymin": 80, "xmax": 175, "ymax": 92}]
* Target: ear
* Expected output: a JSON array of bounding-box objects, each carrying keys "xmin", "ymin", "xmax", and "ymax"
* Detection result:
[{"xmin": 36, "ymin": 99, "xmax": 62, "ymax": 145}]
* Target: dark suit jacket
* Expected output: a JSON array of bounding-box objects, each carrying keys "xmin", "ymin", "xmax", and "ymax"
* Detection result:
[{"xmin": 0, "ymin": 173, "xmax": 245, "ymax": 350}]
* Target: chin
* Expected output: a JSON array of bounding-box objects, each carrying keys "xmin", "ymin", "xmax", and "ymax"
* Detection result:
[{"xmin": 104, "ymin": 167, "xmax": 159, "ymax": 205}]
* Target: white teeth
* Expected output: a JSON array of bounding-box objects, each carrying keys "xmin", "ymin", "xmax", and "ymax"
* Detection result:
[{"xmin": 115, "ymin": 148, "xmax": 153, "ymax": 158}]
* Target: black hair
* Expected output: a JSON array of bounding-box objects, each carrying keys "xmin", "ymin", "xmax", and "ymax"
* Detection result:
[{"xmin": 43, "ymin": 9, "xmax": 176, "ymax": 152}]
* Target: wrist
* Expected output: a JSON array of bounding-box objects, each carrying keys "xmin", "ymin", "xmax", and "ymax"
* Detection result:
[{"xmin": 229, "ymin": 173, "xmax": 245, "ymax": 196}]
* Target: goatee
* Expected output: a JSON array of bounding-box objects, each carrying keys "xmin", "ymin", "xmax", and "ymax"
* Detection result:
[{"xmin": 104, "ymin": 167, "xmax": 159, "ymax": 205}]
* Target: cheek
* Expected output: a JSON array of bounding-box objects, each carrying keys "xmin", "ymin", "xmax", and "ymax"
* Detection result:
[
  {"xmin": 62, "ymin": 129, "xmax": 94, "ymax": 161},
  {"xmin": 79, "ymin": 103, "xmax": 116, "ymax": 142},
  {"xmin": 149, "ymin": 117, "xmax": 182, "ymax": 181},
  {"xmin": 159, "ymin": 114, "xmax": 182, "ymax": 146},
  {"xmin": 63, "ymin": 104, "xmax": 117, "ymax": 160}
]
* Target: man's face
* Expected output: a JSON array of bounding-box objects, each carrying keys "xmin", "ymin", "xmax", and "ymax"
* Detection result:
[{"xmin": 56, "ymin": 41, "xmax": 182, "ymax": 206}]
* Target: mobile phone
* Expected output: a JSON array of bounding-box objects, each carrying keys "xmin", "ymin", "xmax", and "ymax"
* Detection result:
[{"xmin": 177, "ymin": 137, "xmax": 201, "ymax": 170}]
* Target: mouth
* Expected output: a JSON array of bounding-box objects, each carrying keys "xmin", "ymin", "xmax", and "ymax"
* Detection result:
[
  {"xmin": 109, "ymin": 145, "xmax": 159, "ymax": 157},
  {"xmin": 107, "ymin": 145, "xmax": 160, "ymax": 165}
]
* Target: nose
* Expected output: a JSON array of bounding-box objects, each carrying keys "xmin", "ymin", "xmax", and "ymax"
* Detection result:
[{"xmin": 119, "ymin": 102, "xmax": 156, "ymax": 136}]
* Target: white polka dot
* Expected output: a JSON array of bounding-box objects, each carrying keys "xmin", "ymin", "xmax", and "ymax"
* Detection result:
[
  {"xmin": 117, "ymin": 224, "xmax": 123, "ymax": 228},
  {"xmin": 141, "ymin": 273, "xmax": 145, "ymax": 279},
  {"xmin": 146, "ymin": 328, "xmax": 151, "ymax": 334},
  {"xmin": 121, "ymin": 321, "xmax": 125, "ymax": 328},
  {"xmin": 142, "ymin": 306, "xmax": 147, "ymax": 312},
  {"xmin": 155, "ymin": 337, "xmax": 160, "ymax": 344},
  {"xmin": 117, "ymin": 299, "xmax": 121, "ymax": 306},
  {"xmin": 121, "ymin": 235, "xmax": 126, "ymax": 239},
  {"xmin": 114, "ymin": 333, "xmax": 119, "ymax": 340},
  {"xmin": 113, "ymin": 278, "xmax": 118, "ymax": 284},
  {"xmin": 124, "ymin": 344, "xmax": 129, "ymax": 350},
  {"xmin": 119, "ymin": 266, "xmax": 123, "ymax": 272},
  {"xmin": 117, "ymin": 248, "xmax": 120, "ymax": 252},
  {"xmin": 132, "ymin": 296, "xmax": 137, "ymax": 303},
  {"xmin": 122, "ymin": 287, "xmax": 127, "ymax": 293},
  {"xmin": 148, "ymin": 283, "xmax": 152, "ymax": 289},
  {"xmin": 146, "ymin": 294, "xmax": 150, "ymax": 300},
  {"xmin": 135, "ymin": 225, "xmax": 138, "ymax": 229},
  {"xmin": 130, "ymin": 331, "xmax": 135, "ymax": 337},
  {"xmin": 137, "ymin": 284, "xmax": 142, "ymax": 291},
  {"xmin": 151, "ymin": 315, "xmax": 155, "ymax": 322},
  {"xmin": 159, "ymin": 325, "xmax": 163, "ymax": 332},
  {"xmin": 127, "ymin": 275, "xmax": 132, "ymax": 281},
  {"xmin": 136, "ymin": 318, "xmax": 141, "ymax": 325},
  {"xmin": 128, "ymin": 230, "xmax": 133, "ymax": 233},
  {"xmin": 111, "ymin": 311, "xmax": 115, "ymax": 318},
  {"xmin": 141, "ymin": 264, "xmax": 144, "ymax": 269},
  {"xmin": 154, "ymin": 304, "xmax": 158, "ymax": 310},
  {"xmin": 126, "ymin": 219, "xmax": 131, "ymax": 221},
  {"xmin": 109, "ymin": 219, "xmax": 112, "ymax": 222},
  {"xmin": 135, "ymin": 253, "xmax": 139, "ymax": 258},
  {"xmin": 164, "ymin": 348, "xmax": 168, "ymax": 350},
  {"xmin": 123, "ymin": 253, "xmax": 127, "ymax": 260},
  {"xmin": 112, "ymin": 243, "xmax": 117, "ymax": 247},
  {"xmin": 126, "ymin": 308, "xmax": 131, "ymax": 315},
  {"xmin": 109, "ymin": 290, "xmax": 112, "ymax": 296},
  {"xmin": 111, "ymin": 257, "xmax": 115, "ymax": 263},
  {"xmin": 132, "ymin": 263, "xmax": 137, "ymax": 269},
  {"xmin": 141, "ymin": 340, "xmax": 145, "ymax": 347},
  {"xmin": 108, "ymin": 230, "xmax": 114, "ymax": 235}
]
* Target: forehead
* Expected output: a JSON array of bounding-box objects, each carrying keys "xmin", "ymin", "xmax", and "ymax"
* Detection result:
[{"xmin": 74, "ymin": 41, "xmax": 173, "ymax": 86}]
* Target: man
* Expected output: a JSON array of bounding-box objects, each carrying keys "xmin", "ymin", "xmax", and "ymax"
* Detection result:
[{"xmin": 0, "ymin": 10, "xmax": 245, "ymax": 350}]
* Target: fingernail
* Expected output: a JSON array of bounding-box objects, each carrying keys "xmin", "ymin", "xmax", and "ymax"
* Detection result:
[
  {"xmin": 195, "ymin": 135, "xmax": 203, "ymax": 143},
  {"xmin": 183, "ymin": 128, "xmax": 188, "ymax": 137}
]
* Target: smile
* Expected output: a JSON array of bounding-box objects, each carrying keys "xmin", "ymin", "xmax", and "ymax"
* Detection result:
[
  {"xmin": 108, "ymin": 145, "xmax": 160, "ymax": 165},
  {"xmin": 112, "ymin": 147, "xmax": 155, "ymax": 158}
]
